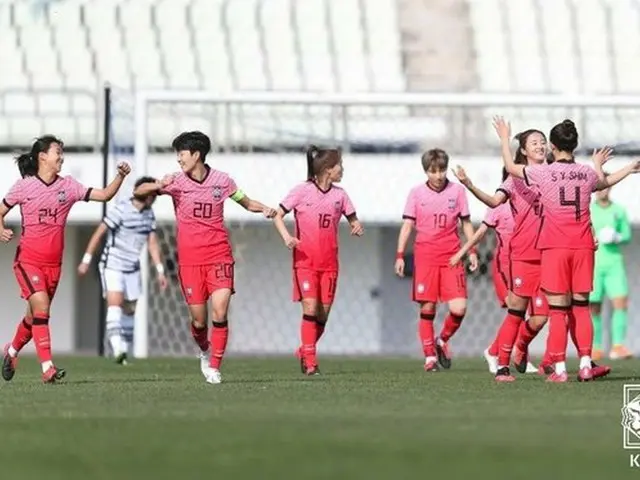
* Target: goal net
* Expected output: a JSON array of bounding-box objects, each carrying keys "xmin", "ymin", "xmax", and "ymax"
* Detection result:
[{"xmin": 115, "ymin": 91, "xmax": 640, "ymax": 359}]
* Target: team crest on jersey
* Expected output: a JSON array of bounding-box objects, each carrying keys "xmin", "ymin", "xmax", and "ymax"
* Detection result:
[
  {"xmin": 57, "ymin": 190, "xmax": 67, "ymax": 204},
  {"xmin": 334, "ymin": 201, "xmax": 341, "ymax": 212},
  {"xmin": 212, "ymin": 186, "xmax": 223, "ymax": 200},
  {"xmin": 448, "ymin": 198, "xmax": 456, "ymax": 211}
]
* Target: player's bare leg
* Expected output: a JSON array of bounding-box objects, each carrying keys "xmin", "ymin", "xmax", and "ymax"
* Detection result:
[
  {"xmin": 187, "ymin": 303, "xmax": 211, "ymax": 379},
  {"xmin": 105, "ymin": 290, "xmax": 128, "ymax": 365},
  {"xmin": 205, "ymin": 288, "xmax": 231, "ymax": 384},
  {"xmin": 27, "ymin": 292, "xmax": 65, "ymax": 383},
  {"xmin": 2, "ymin": 304, "xmax": 34, "ymax": 381},
  {"xmin": 299, "ymin": 298, "xmax": 321, "ymax": 375},
  {"xmin": 436, "ymin": 298, "xmax": 466, "ymax": 370},
  {"xmin": 544, "ymin": 292, "xmax": 571, "ymax": 383},
  {"xmin": 494, "ymin": 292, "xmax": 529, "ymax": 382},
  {"xmin": 418, "ymin": 302, "xmax": 438, "ymax": 371}
]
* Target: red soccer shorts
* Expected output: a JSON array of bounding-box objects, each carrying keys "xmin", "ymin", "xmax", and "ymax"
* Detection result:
[
  {"xmin": 293, "ymin": 268, "xmax": 338, "ymax": 304},
  {"xmin": 412, "ymin": 263, "xmax": 466, "ymax": 303},
  {"xmin": 178, "ymin": 262, "xmax": 235, "ymax": 305},
  {"xmin": 509, "ymin": 259, "xmax": 548, "ymax": 316},
  {"xmin": 492, "ymin": 258, "xmax": 509, "ymax": 308},
  {"xmin": 13, "ymin": 262, "xmax": 61, "ymax": 300},
  {"xmin": 541, "ymin": 248, "xmax": 594, "ymax": 295}
]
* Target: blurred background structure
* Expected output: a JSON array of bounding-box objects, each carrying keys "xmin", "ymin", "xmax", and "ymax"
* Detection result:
[{"xmin": 1, "ymin": 0, "xmax": 639, "ymax": 358}]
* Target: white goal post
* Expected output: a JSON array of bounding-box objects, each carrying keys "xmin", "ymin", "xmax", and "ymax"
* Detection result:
[{"xmin": 131, "ymin": 90, "xmax": 640, "ymax": 359}]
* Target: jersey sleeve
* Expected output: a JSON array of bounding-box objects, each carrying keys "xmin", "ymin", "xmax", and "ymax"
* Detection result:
[
  {"xmin": 3, "ymin": 179, "xmax": 25, "ymax": 209},
  {"xmin": 103, "ymin": 203, "xmax": 124, "ymax": 230},
  {"xmin": 159, "ymin": 173, "xmax": 181, "ymax": 198},
  {"xmin": 67, "ymin": 176, "xmax": 92, "ymax": 202},
  {"xmin": 523, "ymin": 164, "xmax": 544, "ymax": 187},
  {"xmin": 226, "ymin": 175, "xmax": 240, "ymax": 200},
  {"xmin": 458, "ymin": 187, "xmax": 470, "ymax": 219},
  {"xmin": 279, "ymin": 184, "xmax": 304, "ymax": 214},
  {"xmin": 342, "ymin": 190, "xmax": 356, "ymax": 217},
  {"xmin": 483, "ymin": 207, "xmax": 496, "ymax": 227},
  {"xmin": 402, "ymin": 189, "xmax": 417, "ymax": 221},
  {"xmin": 496, "ymin": 176, "xmax": 512, "ymax": 198}
]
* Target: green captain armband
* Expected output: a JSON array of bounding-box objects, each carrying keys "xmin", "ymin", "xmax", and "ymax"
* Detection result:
[{"xmin": 230, "ymin": 189, "xmax": 246, "ymax": 202}]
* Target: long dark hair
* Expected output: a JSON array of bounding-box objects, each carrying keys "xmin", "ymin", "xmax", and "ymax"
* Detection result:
[
  {"xmin": 514, "ymin": 129, "xmax": 546, "ymax": 165},
  {"xmin": 306, "ymin": 145, "xmax": 341, "ymax": 181},
  {"xmin": 15, "ymin": 135, "xmax": 63, "ymax": 178},
  {"xmin": 549, "ymin": 119, "xmax": 578, "ymax": 153}
]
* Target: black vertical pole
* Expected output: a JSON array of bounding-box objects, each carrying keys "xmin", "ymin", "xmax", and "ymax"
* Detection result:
[{"xmin": 98, "ymin": 84, "xmax": 111, "ymax": 357}]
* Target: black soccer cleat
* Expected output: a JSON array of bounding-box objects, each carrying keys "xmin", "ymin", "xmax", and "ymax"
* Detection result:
[
  {"xmin": 436, "ymin": 341, "xmax": 452, "ymax": 370},
  {"xmin": 54, "ymin": 367, "xmax": 66, "ymax": 380},
  {"xmin": 115, "ymin": 352, "xmax": 128, "ymax": 366},
  {"xmin": 2, "ymin": 349, "xmax": 16, "ymax": 381}
]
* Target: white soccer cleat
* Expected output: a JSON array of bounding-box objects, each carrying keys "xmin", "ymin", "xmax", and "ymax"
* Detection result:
[
  {"xmin": 483, "ymin": 348, "xmax": 498, "ymax": 374},
  {"xmin": 525, "ymin": 362, "xmax": 538, "ymax": 373},
  {"xmin": 198, "ymin": 351, "xmax": 210, "ymax": 378},
  {"xmin": 203, "ymin": 367, "xmax": 222, "ymax": 384}
]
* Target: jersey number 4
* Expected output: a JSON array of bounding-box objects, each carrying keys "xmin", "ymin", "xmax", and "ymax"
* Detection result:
[{"xmin": 559, "ymin": 186, "xmax": 581, "ymax": 220}]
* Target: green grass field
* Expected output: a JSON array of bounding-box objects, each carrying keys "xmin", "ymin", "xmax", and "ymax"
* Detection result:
[{"xmin": 1, "ymin": 356, "xmax": 639, "ymax": 479}]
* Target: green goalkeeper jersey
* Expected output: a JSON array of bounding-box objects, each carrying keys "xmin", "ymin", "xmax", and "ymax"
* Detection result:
[{"xmin": 591, "ymin": 201, "xmax": 631, "ymax": 268}]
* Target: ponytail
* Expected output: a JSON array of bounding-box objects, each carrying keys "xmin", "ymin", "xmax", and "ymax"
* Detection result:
[
  {"xmin": 14, "ymin": 134, "xmax": 64, "ymax": 178},
  {"xmin": 306, "ymin": 145, "xmax": 319, "ymax": 181},
  {"xmin": 15, "ymin": 153, "xmax": 38, "ymax": 178}
]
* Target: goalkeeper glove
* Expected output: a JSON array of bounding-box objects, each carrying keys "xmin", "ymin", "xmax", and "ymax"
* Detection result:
[{"xmin": 597, "ymin": 226, "xmax": 621, "ymax": 244}]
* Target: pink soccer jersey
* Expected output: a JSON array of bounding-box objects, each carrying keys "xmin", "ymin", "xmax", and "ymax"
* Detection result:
[
  {"xmin": 403, "ymin": 180, "xmax": 470, "ymax": 265},
  {"xmin": 497, "ymin": 176, "xmax": 542, "ymax": 261},
  {"xmin": 160, "ymin": 166, "xmax": 238, "ymax": 266},
  {"xmin": 524, "ymin": 161, "xmax": 599, "ymax": 250},
  {"xmin": 482, "ymin": 202, "xmax": 514, "ymax": 264},
  {"xmin": 3, "ymin": 175, "xmax": 91, "ymax": 265},
  {"xmin": 280, "ymin": 181, "xmax": 356, "ymax": 271}
]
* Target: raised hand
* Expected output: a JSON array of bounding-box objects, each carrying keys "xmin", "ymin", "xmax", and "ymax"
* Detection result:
[
  {"xmin": 160, "ymin": 173, "xmax": 176, "ymax": 187},
  {"xmin": 592, "ymin": 147, "xmax": 614, "ymax": 169},
  {"xmin": 452, "ymin": 165, "xmax": 471, "ymax": 187},
  {"xmin": 492, "ymin": 116, "xmax": 511, "ymax": 141},
  {"xmin": 116, "ymin": 162, "xmax": 131, "ymax": 177}
]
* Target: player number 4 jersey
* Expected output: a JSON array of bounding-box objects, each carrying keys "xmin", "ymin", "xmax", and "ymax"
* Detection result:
[
  {"xmin": 280, "ymin": 181, "xmax": 356, "ymax": 272},
  {"xmin": 524, "ymin": 161, "xmax": 599, "ymax": 250}
]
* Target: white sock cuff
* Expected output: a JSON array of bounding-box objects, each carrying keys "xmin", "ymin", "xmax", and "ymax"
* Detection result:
[{"xmin": 107, "ymin": 306, "xmax": 122, "ymax": 319}]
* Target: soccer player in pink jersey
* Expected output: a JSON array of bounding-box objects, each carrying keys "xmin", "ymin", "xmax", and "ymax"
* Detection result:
[
  {"xmin": 0, "ymin": 135, "xmax": 131, "ymax": 383},
  {"xmin": 449, "ymin": 167, "xmax": 537, "ymax": 374},
  {"xmin": 496, "ymin": 116, "xmax": 638, "ymax": 382},
  {"xmin": 134, "ymin": 131, "xmax": 276, "ymax": 384},
  {"xmin": 273, "ymin": 146, "xmax": 363, "ymax": 376},
  {"xmin": 395, "ymin": 149, "xmax": 478, "ymax": 372}
]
